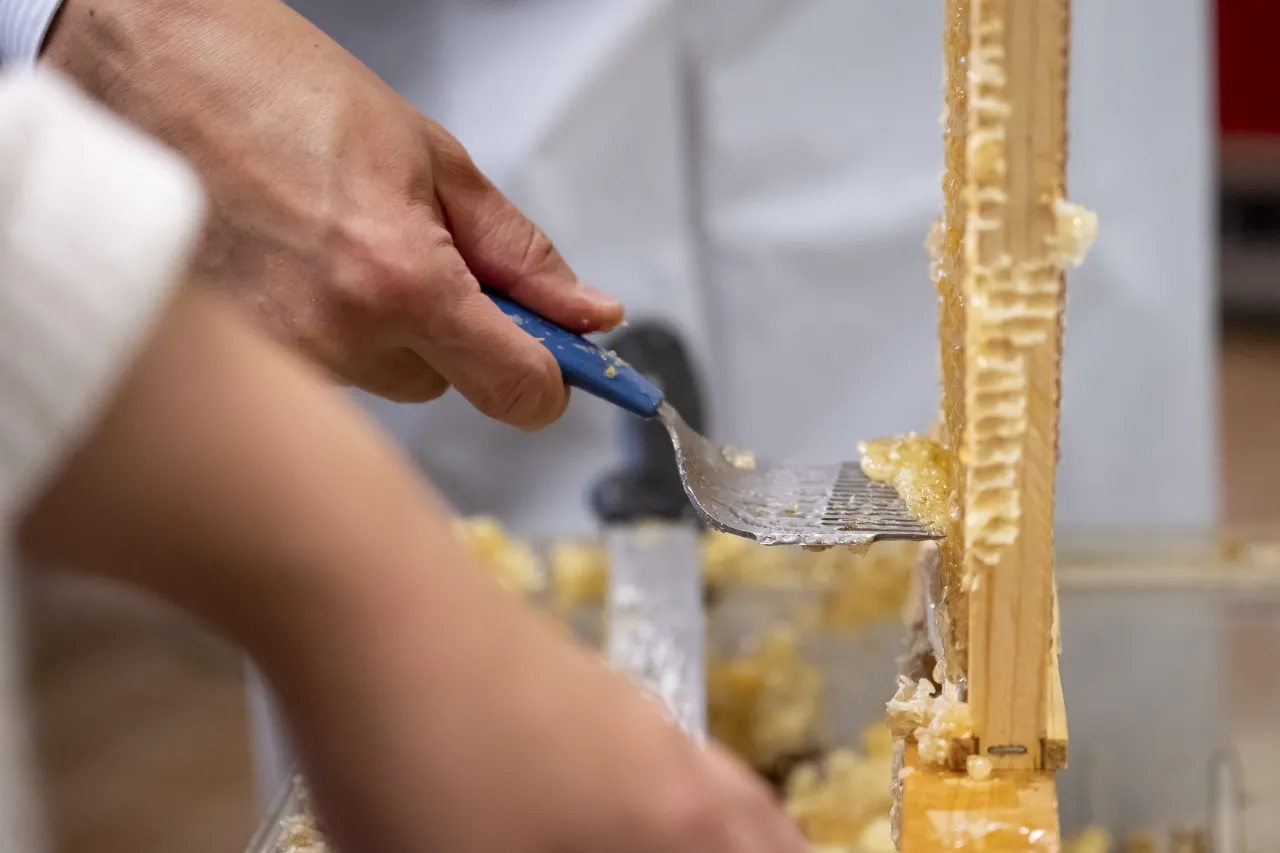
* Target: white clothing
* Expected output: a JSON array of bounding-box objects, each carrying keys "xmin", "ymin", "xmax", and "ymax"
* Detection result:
[
  {"xmin": 0, "ymin": 69, "xmax": 206, "ymax": 853},
  {"xmin": 0, "ymin": 0, "xmax": 58, "ymax": 65}
]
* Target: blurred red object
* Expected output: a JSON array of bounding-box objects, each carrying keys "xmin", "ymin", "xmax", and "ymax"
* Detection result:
[{"xmin": 1219, "ymin": 0, "xmax": 1280, "ymax": 138}]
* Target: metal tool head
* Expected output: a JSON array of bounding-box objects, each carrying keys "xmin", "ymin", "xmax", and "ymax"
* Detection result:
[{"xmin": 658, "ymin": 403, "xmax": 941, "ymax": 548}]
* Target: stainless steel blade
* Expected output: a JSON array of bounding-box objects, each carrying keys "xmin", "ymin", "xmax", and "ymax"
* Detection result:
[
  {"xmin": 605, "ymin": 522, "xmax": 706, "ymax": 741},
  {"xmin": 657, "ymin": 402, "xmax": 939, "ymax": 548}
]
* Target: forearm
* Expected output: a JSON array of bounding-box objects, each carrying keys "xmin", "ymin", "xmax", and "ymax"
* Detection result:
[
  {"xmin": 15, "ymin": 285, "xmax": 532, "ymax": 695},
  {"xmin": 15, "ymin": 285, "xmax": 573, "ymax": 850}
]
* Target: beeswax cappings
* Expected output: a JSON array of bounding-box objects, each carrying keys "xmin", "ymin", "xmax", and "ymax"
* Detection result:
[{"xmin": 858, "ymin": 435, "xmax": 955, "ymax": 533}]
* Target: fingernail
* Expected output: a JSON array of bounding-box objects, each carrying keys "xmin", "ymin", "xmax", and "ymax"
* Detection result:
[{"xmin": 579, "ymin": 283, "xmax": 622, "ymax": 308}]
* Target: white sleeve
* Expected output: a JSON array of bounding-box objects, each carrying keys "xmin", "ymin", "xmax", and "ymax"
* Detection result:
[
  {"xmin": 0, "ymin": 68, "xmax": 203, "ymax": 853},
  {"xmin": 0, "ymin": 68, "xmax": 205, "ymax": 526},
  {"xmin": 0, "ymin": 0, "xmax": 62, "ymax": 66}
]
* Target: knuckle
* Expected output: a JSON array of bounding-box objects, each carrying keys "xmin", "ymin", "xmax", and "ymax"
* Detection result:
[
  {"xmin": 331, "ymin": 216, "xmax": 455, "ymax": 318},
  {"xmin": 517, "ymin": 225, "xmax": 561, "ymax": 277},
  {"xmin": 477, "ymin": 354, "xmax": 563, "ymax": 428},
  {"xmin": 424, "ymin": 120, "xmax": 480, "ymax": 182},
  {"xmin": 378, "ymin": 372, "xmax": 450, "ymax": 404},
  {"xmin": 714, "ymin": 753, "xmax": 781, "ymax": 820},
  {"xmin": 479, "ymin": 213, "xmax": 559, "ymax": 281},
  {"xmin": 342, "ymin": 351, "xmax": 449, "ymax": 404},
  {"xmin": 653, "ymin": 779, "xmax": 729, "ymax": 849},
  {"xmin": 734, "ymin": 777, "xmax": 778, "ymax": 819},
  {"xmin": 639, "ymin": 746, "xmax": 733, "ymax": 848}
]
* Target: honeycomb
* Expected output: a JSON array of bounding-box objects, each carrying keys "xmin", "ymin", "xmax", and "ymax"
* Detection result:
[
  {"xmin": 741, "ymin": 628, "xmax": 824, "ymax": 768},
  {"xmin": 934, "ymin": 0, "xmax": 974, "ymax": 678},
  {"xmin": 884, "ymin": 676, "xmax": 972, "ymax": 768},
  {"xmin": 783, "ymin": 724, "xmax": 897, "ymax": 850},
  {"xmin": 857, "ymin": 435, "xmax": 955, "ymax": 532}
]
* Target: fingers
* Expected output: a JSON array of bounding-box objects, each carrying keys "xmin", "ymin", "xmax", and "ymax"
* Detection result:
[
  {"xmin": 656, "ymin": 742, "xmax": 806, "ymax": 853},
  {"xmin": 340, "ymin": 348, "xmax": 450, "ymax": 404},
  {"xmin": 429, "ymin": 126, "xmax": 625, "ymax": 334},
  {"xmin": 703, "ymin": 744, "xmax": 808, "ymax": 853},
  {"xmin": 409, "ymin": 246, "xmax": 569, "ymax": 430}
]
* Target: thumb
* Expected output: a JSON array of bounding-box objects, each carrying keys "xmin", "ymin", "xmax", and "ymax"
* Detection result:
[{"xmin": 431, "ymin": 130, "xmax": 624, "ymax": 333}]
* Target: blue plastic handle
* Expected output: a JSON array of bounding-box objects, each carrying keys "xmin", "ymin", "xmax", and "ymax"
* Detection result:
[{"xmin": 483, "ymin": 287, "xmax": 664, "ymax": 419}]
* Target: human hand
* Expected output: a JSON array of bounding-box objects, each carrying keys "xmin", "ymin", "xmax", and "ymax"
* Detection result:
[
  {"xmin": 275, "ymin": 565, "xmax": 810, "ymax": 853},
  {"xmin": 14, "ymin": 280, "xmax": 799, "ymax": 853},
  {"xmin": 43, "ymin": 0, "xmax": 622, "ymax": 428}
]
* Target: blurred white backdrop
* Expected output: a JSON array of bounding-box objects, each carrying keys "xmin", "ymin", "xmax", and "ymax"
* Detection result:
[{"xmin": 288, "ymin": 0, "xmax": 1218, "ymax": 536}]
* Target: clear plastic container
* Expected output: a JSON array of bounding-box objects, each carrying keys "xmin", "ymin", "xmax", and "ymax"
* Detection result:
[{"xmin": 244, "ymin": 531, "xmax": 1280, "ymax": 853}]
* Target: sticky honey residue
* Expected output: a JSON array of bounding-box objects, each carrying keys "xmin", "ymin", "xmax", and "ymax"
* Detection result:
[
  {"xmin": 895, "ymin": 740, "xmax": 1062, "ymax": 853},
  {"xmin": 721, "ymin": 444, "xmax": 757, "ymax": 470},
  {"xmin": 885, "ymin": 676, "xmax": 972, "ymax": 767},
  {"xmin": 935, "ymin": 0, "xmax": 969, "ymax": 352},
  {"xmin": 931, "ymin": 0, "xmax": 973, "ymax": 680},
  {"xmin": 857, "ymin": 435, "xmax": 955, "ymax": 532}
]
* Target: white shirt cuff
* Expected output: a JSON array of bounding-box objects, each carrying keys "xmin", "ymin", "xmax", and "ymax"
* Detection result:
[
  {"xmin": 0, "ymin": 0, "xmax": 64, "ymax": 66},
  {"xmin": 0, "ymin": 69, "xmax": 205, "ymax": 523}
]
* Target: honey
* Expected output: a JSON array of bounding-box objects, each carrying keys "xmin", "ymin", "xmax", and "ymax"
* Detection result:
[
  {"xmin": 858, "ymin": 434, "xmax": 955, "ymax": 532},
  {"xmin": 934, "ymin": 0, "xmax": 974, "ymax": 680},
  {"xmin": 896, "ymin": 743, "xmax": 1065, "ymax": 853}
]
